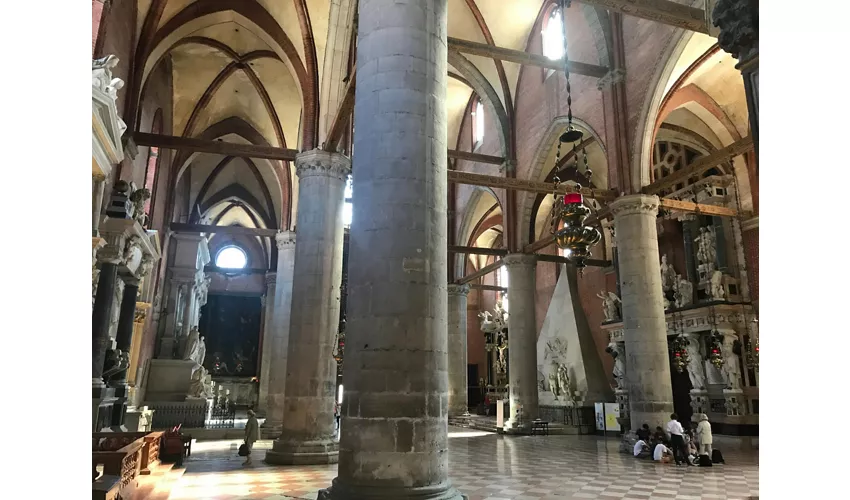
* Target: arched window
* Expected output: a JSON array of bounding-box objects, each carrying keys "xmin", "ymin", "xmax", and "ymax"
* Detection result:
[
  {"xmin": 542, "ymin": 8, "xmax": 565, "ymax": 60},
  {"xmin": 343, "ymin": 174, "xmax": 353, "ymax": 228},
  {"xmin": 472, "ymin": 99, "xmax": 485, "ymax": 146},
  {"xmin": 215, "ymin": 245, "xmax": 248, "ymax": 269}
]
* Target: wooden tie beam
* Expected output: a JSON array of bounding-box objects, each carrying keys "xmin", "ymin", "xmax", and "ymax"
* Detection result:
[
  {"xmin": 456, "ymin": 259, "xmax": 503, "ymax": 285},
  {"xmin": 470, "ymin": 284, "xmax": 507, "ymax": 292},
  {"xmin": 643, "ymin": 136, "xmax": 754, "ymax": 195},
  {"xmin": 659, "ymin": 198, "xmax": 737, "ymax": 217},
  {"xmin": 448, "ymin": 245, "xmax": 508, "ymax": 256},
  {"xmin": 448, "ymin": 37, "xmax": 609, "ymax": 78},
  {"xmin": 448, "ymin": 150, "xmax": 505, "ymax": 165},
  {"xmin": 170, "ymin": 223, "xmax": 279, "ymax": 238},
  {"xmin": 535, "ymin": 254, "xmax": 611, "ymax": 268},
  {"xmin": 448, "ymin": 170, "xmax": 617, "ymax": 201},
  {"xmin": 135, "ymin": 133, "xmax": 299, "ymax": 162},
  {"xmin": 575, "ymin": 0, "xmax": 709, "ymax": 34},
  {"xmin": 323, "ymin": 66, "xmax": 357, "ymax": 153}
]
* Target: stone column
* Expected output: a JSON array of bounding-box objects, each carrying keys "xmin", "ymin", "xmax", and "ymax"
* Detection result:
[
  {"xmin": 320, "ymin": 0, "xmax": 461, "ymax": 497},
  {"xmin": 258, "ymin": 272, "xmax": 277, "ymax": 413},
  {"xmin": 263, "ymin": 231, "xmax": 297, "ymax": 437},
  {"xmin": 266, "ymin": 150, "xmax": 350, "ymax": 465},
  {"xmin": 503, "ymin": 254, "xmax": 539, "ymax": 431},
  {"xmin": 447, "ymin": 284, "xmax": 470, "ymax": 417},
  {"xmin": 93, "ymin": 261, "xmax": 119, "ymax": 386},
  {"xmin": 610, "ymin": 195, "xmax": 674, "ymax": 431}
]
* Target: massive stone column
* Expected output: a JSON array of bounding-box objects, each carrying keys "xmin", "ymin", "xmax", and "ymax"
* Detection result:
[
  {"xmin": 93, "ymin": 261, "xmax": 119, "ymax": 386},
  {"xmin": 113, "ymin": 278, "xmax": 140, "ymax": 384},
  {"xmin": 610, "ymin": 195, "xmax": 673, "ymax": 431},
  {"xmin": 258, "ymin": 272, "xmax": 277, "ymax": 413},
  {"xmin": 321, "ymin": 0, "xmax": 461, "ymax": 498},
  {"xmin": 263, "ymin": 231, "xmax": 297, "ymax": 437},
  {"xmin": 503, "ymin": 254, "xmax": 539, "ymax": 431},
  {"xmin": 266, "ymin": 150, "xmax": 350, "ymax": 465},
  {"xmin": 447, "ymin": 284, "xmax": 470, "ymax": 417}
]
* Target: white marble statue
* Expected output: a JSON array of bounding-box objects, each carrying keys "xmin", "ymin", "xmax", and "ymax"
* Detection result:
[
  {"xmin": 548, "ymin": 362, "xmax": 560, "ymax": 397},
  {"xmin": 660, "ymin": 254, "xmax": 676, "ymax": 291},
  {"xmin": 478, "ymin": 311, "xmax": 498, "ymax": 333},
  {"xmin": 674, "ymin": 275, "xmax": 694, "ymax": 308},
  {"xmin": 721, "ymin": 335, "xmax": 742, "ymax": 390},
  {"xmin": 183, "ymin": 326, "xmax": 201, "ymax": 363},
  {"xmin": 685, "ymin": 335, "xmax": 706, "ymax": 390},
  {"xmin": 188, "ymin": 366, "xmax": 212, "ymax": 398},
  {"xmin": 93, "ymin": 55, "xmax": 120, "ymax": 93},
  {"xmin": 557, "ymin": 364, "xmax": 573, "ymax": 403},
  {"xmin": 496, "ymin": 344, "xmax": 508, "ymax": 374},
  {"xmin": 695, "ymin": 226, "xmax": 718, "ymax": 268},
  {"xmin": 196, "ymin": 335, "xmax": 207, "ymax": 367},
  {"xmin": 597, "ymin": 291, "xmax": 621, "ymax": 322},
  {"xmin": 709, "ymin": 270, "xmax": 725, "ymax": 301},
  {"xmin": 607, "ymin": 340, "xmax": 626, "ymax": 390}
]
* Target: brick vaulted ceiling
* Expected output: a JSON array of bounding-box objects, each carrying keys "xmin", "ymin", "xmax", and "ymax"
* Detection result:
[{"xmin": 129, "ymin": 1, "xmax": 748, "ymax": 239}]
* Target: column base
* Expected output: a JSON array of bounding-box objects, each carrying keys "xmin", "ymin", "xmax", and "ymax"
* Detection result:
[
  {"xmin": 318, "ymin": 477, "xmax": 466, "ymax": 500},
  {"xmin": 264, "ymin": 438, "xmax": 339, "ymax": 465},
  {"xmin": 502, "ymin": 419, "xmax": 532, "ymax": 435},
  {"xmin": 260, "ymin": 421, "xmax": 283, "ymax": 440},
  {"xmin": 619, "ymin": 429, "xmax": 639, "ymax": 454}
]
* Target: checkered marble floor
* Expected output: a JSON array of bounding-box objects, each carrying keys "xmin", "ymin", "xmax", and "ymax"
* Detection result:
[{"xmin": 148, "ymin": 427, "xmax": 758, "ymax": 500}]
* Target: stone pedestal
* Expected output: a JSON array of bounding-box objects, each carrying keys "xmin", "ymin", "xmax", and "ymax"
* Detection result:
[
  {"xmin": 266, "ymin": 150, "xmax": 350, "ymax": 465},
  {"xmin": 262, "ymin": 231, "xmax": 297, "ymax": 438},
  {"xmin": 503, "ymin": 254, "xmax": 538, "ymax": 432},
  {"xmin": 320, "ymin": 0, "xmax": 462, "ymax": 497},
  {"xmin": 447, "ymin": 284, "xmax": 471, "ymax": 417},
  {"xmin": 610, "ymin": 195, "xmax": 674, "ymax": 431},
  {"xmin": 723, "ymin": 388, "xmax": 746, "ymax": 417},
  {"xmin": 690, "ymin": 389, "xmax": 709, "ymax": 419},
  {"xmin": 144, "ymin": 359, "xmax": 196, "ymax": 401}
]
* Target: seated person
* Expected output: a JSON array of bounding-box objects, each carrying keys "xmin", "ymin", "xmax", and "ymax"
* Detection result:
[
  {"xmin": 653, "ymin": 442, "xmax": 672, "ymax": 464},
  {"xmin": 636, "ymin": 424, "xmax": 651, "ymax": 442},
  {"xmin": 633, "ymin": 439, "xmax": 651, "ymax": 459},
  {"xmin": 653, "ymin": 426, "xmax": 667, "ymax": 445}
]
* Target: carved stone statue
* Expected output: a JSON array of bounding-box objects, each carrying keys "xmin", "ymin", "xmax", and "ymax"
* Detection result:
[
  {"xmin": 685, "ymin": 335, "xmax": 706, "ymax": 390},
  {"xmin": 721, "ymin": 334, "xmax": 742, "ymax": 390},
  {"xmin": 196, "ymin": 335, "xmax": 207, "ymax": 367},
  {"xmin": 92, "ymin": 55, "xmax": 120, "ymax": 92},
  {"xmin": 674, "ymin": 275, "xmax": 694, "ymax": 308},
  {"xmin": 123, "ymin": 236, "xmax": 141, "ymax": 264},
  {"xmin": 548, "ymin": 361, "xmax": 561, "ymax": 397},
  {"xmin": 695, "ymin": 226, "xmax": 718, "ymax": 269},
  {"xmin": 537, "ymin": 369, "xmax": 546, "ymax": 392},
  {"xmin": 660, "ymin": 254, "xmax": 676, "ymax": 291},
  {"xmin": 129, "ymin": 188, "xmax": 151, "ymax": 226},
  {"xmin": 183, "ymin": 327, "xmax": 201, "ymax": 363},
  {"xmin": 496, "ymin": 344, "xmax": 508, "ymax": 374},
  {"xmin": 188, "ymin": 366, "xmax": 212, "ymax": 398},
  {"xmin": 709, "ymin": 270, "xmax": 725, "ymax": 301},
  {"xmin": 606, "ymin": 341, "xmax": 626, "ymax": 390},
  {"xmin": 597, "ymin": 291, "xmax": 621, "ymax": 322},
  {"xmin": 557, "ymin": 364, "xmax": 572, "ymax": 403}
]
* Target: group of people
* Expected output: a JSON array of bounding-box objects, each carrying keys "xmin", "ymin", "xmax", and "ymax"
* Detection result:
[{"xmin": 633, "ymin": 413, "xmax": 716, "ymax": 467}]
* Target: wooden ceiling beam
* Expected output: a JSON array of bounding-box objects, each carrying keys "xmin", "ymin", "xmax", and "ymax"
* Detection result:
[
  {"xmin": 470, "ymin": 283, "xmax": 507, "ymax": 292},
  {"xmin": 575, "ymin": 0, "xmax": 710, "ymax": 34},
  {"xmin": 447, "ymin": 37, "xmax": 609, "ymax": 78},
  {"xmin": 170, "ymin": 223, "xmax": 279, "ymax": 238},
  {"xmin": 448, "ymin": 245, "xmax": 508, "ymax": 256},
  {"xmin": 448, "ymin": 170, "xmax": 617, "ymax": 201},
  {"xmin": 456, "ymin": 259, "xmax": 503, "ymax": 285},
  {"xmin": 323, "ymin": 66, "xmax": 357, "ymax": 153},
  {"xmin": 448, "ymin": 149, "xmax": 505, "ymax": 165},
  {"xmin": 135, "ymin": 133, "xmax": 299, "ymax": 162},
  {"xmin": 659, "ymin": 199, "xmax": 737, "ymax": 217},
  {"xmin": 535, "ymin": 254, "xmax": 611, "ymax": 268},
  {"xmin": 642, "ymin": 136, "xmax": 754, "ymax": 195}
]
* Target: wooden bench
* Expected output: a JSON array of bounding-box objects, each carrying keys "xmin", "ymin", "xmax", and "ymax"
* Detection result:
[
  {"xmin": 531, "ymin": 419, "xmax": 549, "ymax": 435},
  {"xmin": 92, "ymin": 437, "xmax": 144, "ymax": 500},
  {"xmin": 93, "ymin": 431, "xmax": 164, "ymax": 475}
]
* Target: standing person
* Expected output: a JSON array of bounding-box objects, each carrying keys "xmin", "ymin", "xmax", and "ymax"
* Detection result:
[
  {"xmin": 696, "ymin": 413, "xmax": 713, "ymax": 456},
  {"xmin": 243, "ymin": 409, "xmax": 260, "ymax": 466},
  {"xmin": 665, "ymin": 413, "xmax": 689, "ymax": 466}
]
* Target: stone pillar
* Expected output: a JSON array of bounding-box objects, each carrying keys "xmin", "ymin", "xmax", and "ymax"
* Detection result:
[
  {"xmin": 263, "ymin": 231, "xmax": 297, "ymax": 437},
  {"xmin": 93, "ymin": 261, "xmax": 119, "ymax": 386},
  {"xmin": 503, "ymin": 254, "xmax": 538, "ymax": 431},
  {"xmin": 266, "ymin": 150, "xmax": 350, "ymax": 465},
  {"xmin": 447, "ymin": 284, "xmax": 470, "ymax": 417},
  {"xmin": 320, "ymin": 0, "xmax": 461, "ymax": 497},
  {"xmin": 258, "ymin": 272, "xmax": 277, "ymax": 413},
  {"xmin": 713, "ymin": 0, "xmax": 758, "ymax": 159},
  {"xmin": 610, "ymin": 195, "xmax": 674, "ymax": 431}
]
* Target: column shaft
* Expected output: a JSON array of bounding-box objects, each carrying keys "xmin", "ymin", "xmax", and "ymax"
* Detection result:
[
  {"xmin": 610, "ymin": 195, "xmax": 673, "ymax": 431},
  {"xmin": 267, "ymin": 150, "xmax": 350, "ymax": 465},
  {"xmin": 263, "ymin": 232, "xmax": 297, "ymax": 436},
  {"xmin": 92, "ymin": 262, "xmax": 118, "ymax": 385},
  {"xmin": 258, "ymin": 273, "xmax": 277, "ymax": 413},
  {"xmin": 503, "ymin": 254, "xmax": 539, "ymax": 430},
  {"xmin": 323, "ymin": 0, "xmax": 461, "ymax": 497},
  {"xmin": 113, "ymin": 280, "xmax": 139, "ymax": 383},
  {"xmin": 447, "ymin": 284, "xmax": 470, "ymax": 417}
]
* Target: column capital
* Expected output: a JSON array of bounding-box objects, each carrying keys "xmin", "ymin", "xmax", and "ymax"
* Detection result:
[
  {"xmin": 503, "ymin": 253, "xmax": 537, "ymax": 268},
  {"xmin": 609, "ymin": 194, "xmax": 660, "ymax": 219},
  {"xmin": 447, "ymin": 283, "xmax": 470, "ymax": 297},
  {"xmin": 712, "ymin": 0, "xmax": 758, "ymax": 63},
  {"xmin": 596, "ymin": 68, "xmax": 627, "ymax": 90},
  {"xmin": 295, "ymin": 149, "xmax": 352, "ymax": 181},
  {"xmin": 275, "ymin": 230, "xmax": 296, "ymax": 250}
]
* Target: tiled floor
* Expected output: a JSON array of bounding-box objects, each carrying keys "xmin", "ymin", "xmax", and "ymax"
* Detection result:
[{"xmin": 140, "ymin": 427, "xmax": 758, "ymax": 500}]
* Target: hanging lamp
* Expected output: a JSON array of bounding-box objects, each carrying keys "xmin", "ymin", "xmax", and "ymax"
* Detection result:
[{"xmin": 551, "ymin": 183, "xmax": 601, "ymax": 271}]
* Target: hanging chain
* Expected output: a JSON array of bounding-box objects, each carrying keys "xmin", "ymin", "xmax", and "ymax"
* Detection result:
[{"xmin": 560, "ymin": 0, "xmax": 574, "ymax": 132}]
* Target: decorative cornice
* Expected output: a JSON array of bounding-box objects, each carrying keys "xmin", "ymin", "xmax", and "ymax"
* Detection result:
[
  {"xmin": 275, "ymin": 230, "xmax": 296, "ymax": 250},
  {"xmin": 609, "ymin": 194, "xmax": 660, "ymax": 219},
  {"xmin": 447, "ymin": 283, "xmax": 471, "ymax": 297},
  {"xmin": 503, "ymin": 253, "xmax": 537, "ymax": 268},
  {"xmin": 295, "ymin": 148, "xmax": 352, "ymax": 181},
  {"xmin": 596, "ymin": 68, "xmax": 627, "ymax": 90}
]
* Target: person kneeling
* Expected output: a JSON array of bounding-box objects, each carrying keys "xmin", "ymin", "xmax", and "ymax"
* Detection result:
[{"xmin": 653, "ymin": 442, "xmax": 673, "ymax": 464}]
